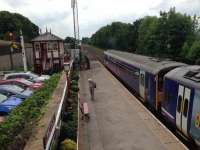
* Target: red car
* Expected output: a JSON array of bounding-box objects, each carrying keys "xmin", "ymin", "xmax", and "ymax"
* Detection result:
[{"xmin": 0, "ymin": 78, "xmax": 43, "ymax": 90}]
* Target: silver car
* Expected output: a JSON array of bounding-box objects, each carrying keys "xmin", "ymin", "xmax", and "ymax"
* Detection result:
[{"xmin": 4, "ymin": 72, "xmax": 50, "ymax": 83}]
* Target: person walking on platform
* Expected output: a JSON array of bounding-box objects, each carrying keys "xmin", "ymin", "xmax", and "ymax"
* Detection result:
[{"xmin": 88, "ymin": 78, "xmax": 96, "ymax": 100}]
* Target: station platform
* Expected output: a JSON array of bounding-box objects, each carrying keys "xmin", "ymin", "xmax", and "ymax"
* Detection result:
[{"xmin": 78, "ymin": 61, "xmax": 187, "ymax": 150}]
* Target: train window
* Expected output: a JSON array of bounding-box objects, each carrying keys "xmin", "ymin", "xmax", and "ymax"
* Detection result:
[
  {"xmin": 141, "ymin": 74, "xmax": 145, "ymax": 86},
  {"xmin": 158, "ymin": 76, "xmax": 163, "ymax": 91},
  {"xmin": 183, "ymin": 99, "xmax": 189, "ymax": 117},
  {"xmin": 177, "ymin": 95, "xmax": 182, "ymax": 113}
]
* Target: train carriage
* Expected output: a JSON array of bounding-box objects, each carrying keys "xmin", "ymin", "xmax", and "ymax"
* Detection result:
[
  {"xmin": 162, "ymin": 66, "xmax": 200, "ymax": 144},
  {"xmin": 104, "ymin": 50, "xmax": 185, "ymax": 111}
]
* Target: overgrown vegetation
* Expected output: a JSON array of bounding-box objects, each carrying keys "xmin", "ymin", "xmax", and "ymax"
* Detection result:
[
  {"xmin": 58, "ymin": 68, "xmax": 79, "ymax": 149},
  {"xmin": 0, "ymin": 73, "xmax": 61, "ymax": 149},
  {"xmin": 84, "ymin": 8, "xmax": 200, "ymax": 64},
  {"xmin": 60, "ymin": 139, "xmax": 76, "ymax": 150},
  {"xmin": 0, "ymin": 11, "xmax": 39, "ymax": 42}
]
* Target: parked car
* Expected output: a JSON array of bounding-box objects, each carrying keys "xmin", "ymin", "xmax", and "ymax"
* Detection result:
[
  {"xmin": 0, "ymin": 85, "xmax": 33, "ymax": 99},
  {"xmin": 0, "ymin": 93, "xmax": 23, "ymax": 114},
  {"xmin": 0, "ymin": 78, "xmax": 43, "ymax": 90},
  {"xmin": 4, "ymin": 72, "xmax": 50, "ymax": 83}
]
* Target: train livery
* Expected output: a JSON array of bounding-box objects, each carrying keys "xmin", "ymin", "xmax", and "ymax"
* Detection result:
[{"xmin": 104, "ymin": 50, "xmax": 200, "ymax": 145}]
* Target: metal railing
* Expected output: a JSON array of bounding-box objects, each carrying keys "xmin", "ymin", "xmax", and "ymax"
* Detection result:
[{"xmin": 43, "ymin": 61, "xmax": 74, "ymax": 150}]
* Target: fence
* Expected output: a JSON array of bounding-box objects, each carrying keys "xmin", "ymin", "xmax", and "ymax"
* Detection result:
[{"xmin": 43, "ymin": 61, "xmax": 74, "ymax": 150}]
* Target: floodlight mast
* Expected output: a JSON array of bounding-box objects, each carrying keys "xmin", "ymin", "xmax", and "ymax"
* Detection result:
[{"xmin": 71, "ymin": 0, "xmax": 80, "ymax": 49}]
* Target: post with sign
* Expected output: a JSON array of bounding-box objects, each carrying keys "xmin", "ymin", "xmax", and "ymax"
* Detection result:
[
  {"xmin": 9, "ymin": 32, "xmax": 14, "ymax": 70},
  {"xmin": 20, "ymin": 30, "xmax": 28, "ymax": 72}
]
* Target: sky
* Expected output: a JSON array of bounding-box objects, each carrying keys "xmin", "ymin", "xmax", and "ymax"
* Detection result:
[{"xmin": 0, "ymin": 0, "xmax": 200, "ymax": 39}]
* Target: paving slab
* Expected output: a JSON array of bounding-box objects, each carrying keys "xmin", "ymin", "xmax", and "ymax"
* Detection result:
[{"xmin": 78, "ymin": 61, "xmax": 187, "ymax": 150}]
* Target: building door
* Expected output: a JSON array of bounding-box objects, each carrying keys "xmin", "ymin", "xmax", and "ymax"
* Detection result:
[
  {"xmin": 139, "ymin": 70, "xmax": 145, "ymax": 99},
  {"xmin": 176, "ymin": 85, "xmax": 191, "ymax": 136},
  {"xmin": 40, "ymin": 43, "xmax": 47, "ymax": 72}
]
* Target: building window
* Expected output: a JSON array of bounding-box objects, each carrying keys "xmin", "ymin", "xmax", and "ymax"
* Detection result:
[
  {"xmin": 35, "ymin": 43, "xmax": 40, "ymax": 51},
  {"xmin": 53, "ymin": 43, "xmax": 58, "ymax": 50},
  {"xmin": 48, "ymin": 43, "xmax": 53, "ymax": 50}
]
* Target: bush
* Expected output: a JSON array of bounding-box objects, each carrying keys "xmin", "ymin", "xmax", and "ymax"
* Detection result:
[
  {"xmin": 71, "ymin": 72, "xmax": 79, "ymax": 81},
  {"xmin": 0, "ymin": 73, "xmax": 61, "ymax": 149},
  {"xmin": 60, "ymin": 121, "xmax": 77, "ymax": 141},
  {"xmin": 71, "ymin": 80, "xmax": 78, "ymax": 86},
  {"xmin": 71, "ymin": 85, "xmax": 79, "ymax": 92},
  {"xmin": 60, "ymin": 139, "xmax": 76, "ymax": 150}
]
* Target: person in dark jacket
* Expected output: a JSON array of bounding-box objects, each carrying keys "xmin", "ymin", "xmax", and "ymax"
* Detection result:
[{"xmin": 88, "ymin": 78, "xmax": 96, "ymax": 100}]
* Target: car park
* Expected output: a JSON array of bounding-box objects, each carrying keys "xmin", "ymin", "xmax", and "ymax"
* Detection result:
[
  {"xmin": 0, "ymin": 85, "xmax": 33, "ymax": 99},
  {"xmin": 0, "ymin": 78, "xmax": 43, "ymax": 90},
  {"xmin": 4, "ymin": 71, "xmax": 50, "ymax": 83},
  {"xmin": 0, "ymin": 93, "xmax": 23, "ymax": 114}
]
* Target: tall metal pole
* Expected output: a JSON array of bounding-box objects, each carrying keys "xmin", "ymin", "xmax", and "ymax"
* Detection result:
[
  {"xmin": 75, "ymin": 0, "xmax": 80, "ymax": 44},
  {"xmin": 20, "ymin": 30, "xmax": 28, "ymax": 71},
  {"xmin": 72, "ymin": 0, "xmax": 77, "ymax": 49}
]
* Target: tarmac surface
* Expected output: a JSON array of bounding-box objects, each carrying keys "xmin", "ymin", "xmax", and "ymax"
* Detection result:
[{"xmin": 78, "ymin": 61, "xmax": 187, "ymax": 150}]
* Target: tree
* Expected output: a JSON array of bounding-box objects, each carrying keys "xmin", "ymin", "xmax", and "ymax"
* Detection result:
[
  {"xmin": 87, "ymin": 8, "xmax": 199, "ymax": 64},
  {"xmin": 82, "ymin": 37, "xmax": 91, "ymax": 44},
  {"xmin": 181, "ymin": 42, "xmax": 190, "ymax": 59},
  {"xmin": 137, "ymin": 16, "xmax": 159, "ymax": 56},
  {"xmin": 188, "ymin": 40, "xmax": 200, "ymax": 64},
  {"xmin": 64, "ymin": 36, "xmax": 76, "ymax": 48},
  {"xmin": 157, "ymin": 8, "xmax": 195, "ymax": 59},
  {"xmin": 0, "ymin": 11, "xmax": 39, "ymax": 42},
  {"xmin": 91, "ymin": 22, "xmax": 131, "ymax": 50},
  {"xmin": 127, "ymin": 19, "xmax": 143, "ymax": 52}
]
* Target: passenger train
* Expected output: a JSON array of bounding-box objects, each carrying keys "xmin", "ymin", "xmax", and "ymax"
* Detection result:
[{"xmin": 104, "ymin": 50, "xmax": 200, "ymax": 146}]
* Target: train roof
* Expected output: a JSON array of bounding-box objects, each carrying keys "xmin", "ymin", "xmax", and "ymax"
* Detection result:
[
  {"xmin": 165, "ymin": 65, "xmax": 200, "ymax": 90},
  {"xmin": 104, "ymin": 50, "xmax": 186, "ymax": 74}
]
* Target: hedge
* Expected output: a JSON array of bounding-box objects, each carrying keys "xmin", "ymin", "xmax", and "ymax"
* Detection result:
[{"xmin": 0, "ymin": 73, "xmax": 61, "ymax": 149}]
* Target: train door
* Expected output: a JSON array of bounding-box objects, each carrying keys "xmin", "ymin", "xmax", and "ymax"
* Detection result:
[
  {"xmin": 176, "ymin": 85, "xmax": 191, "ymax": 136},
  {"xmin": 139, "ymin": 70, "xmax": 145, "ymax": 99}
]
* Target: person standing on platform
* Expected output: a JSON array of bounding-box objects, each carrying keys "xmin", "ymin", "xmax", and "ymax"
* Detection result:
[{"xmin": 88, "ymin": 78, "xmax": 96, "ymax": 100}]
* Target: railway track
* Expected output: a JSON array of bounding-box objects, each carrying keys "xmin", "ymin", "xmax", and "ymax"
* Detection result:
[{"xmin": 81, "ymin": 44, "xmax": 104, "ymax": 63}]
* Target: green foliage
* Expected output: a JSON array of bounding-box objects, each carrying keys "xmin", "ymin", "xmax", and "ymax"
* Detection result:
[
  {"xmin": 71, "ymin": 80, "xmax": 78, "ymax": 86},
  {"xmin": 71, "ymin": 85, "xmax": 79, "ymax": 93},
  {"xmin": 60, "ymin": 120, "xmax": 77, "ymax": 142},
  {"xmin": 91, "ymin": 22, "xmax": 132, "ymax": 51},
  {"xmin": 59, "ymin": 69, "xmax": 78, "ymax": 148},
  {"xmin": 188, "ymin": 40, "xmax": 200, "ymax": 64},
  {"xmin": 71, "ymin": 72, "xmax": 79, "ymax": 81},
  {"xmin": 64, "ymin": 36, "xmax": 76, "ymax": 49},
  {"xmin": 87, "ymin": 8, "xmax": 200, "ymax": 64},
  {"xmin": 60, "ymin": 139, "xmax": 76, "ymax": 150},
  {"xmin": 82, "ymin": 37, "xmax": 91, "ymax": 44},
  {"xmin": 0, "ymin": 73, "xmax": 61, "ymax": 149},
  {"xmin": 137, "ymin": 16, "xmax": 159, "ymax": 55},
  {"xmin": 0, "ymin": 11, "xmax": 39, "ymax": 41},
  {"xmin": 181, "ymin": 42, "xmax": 190, "ymax": 57}
]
